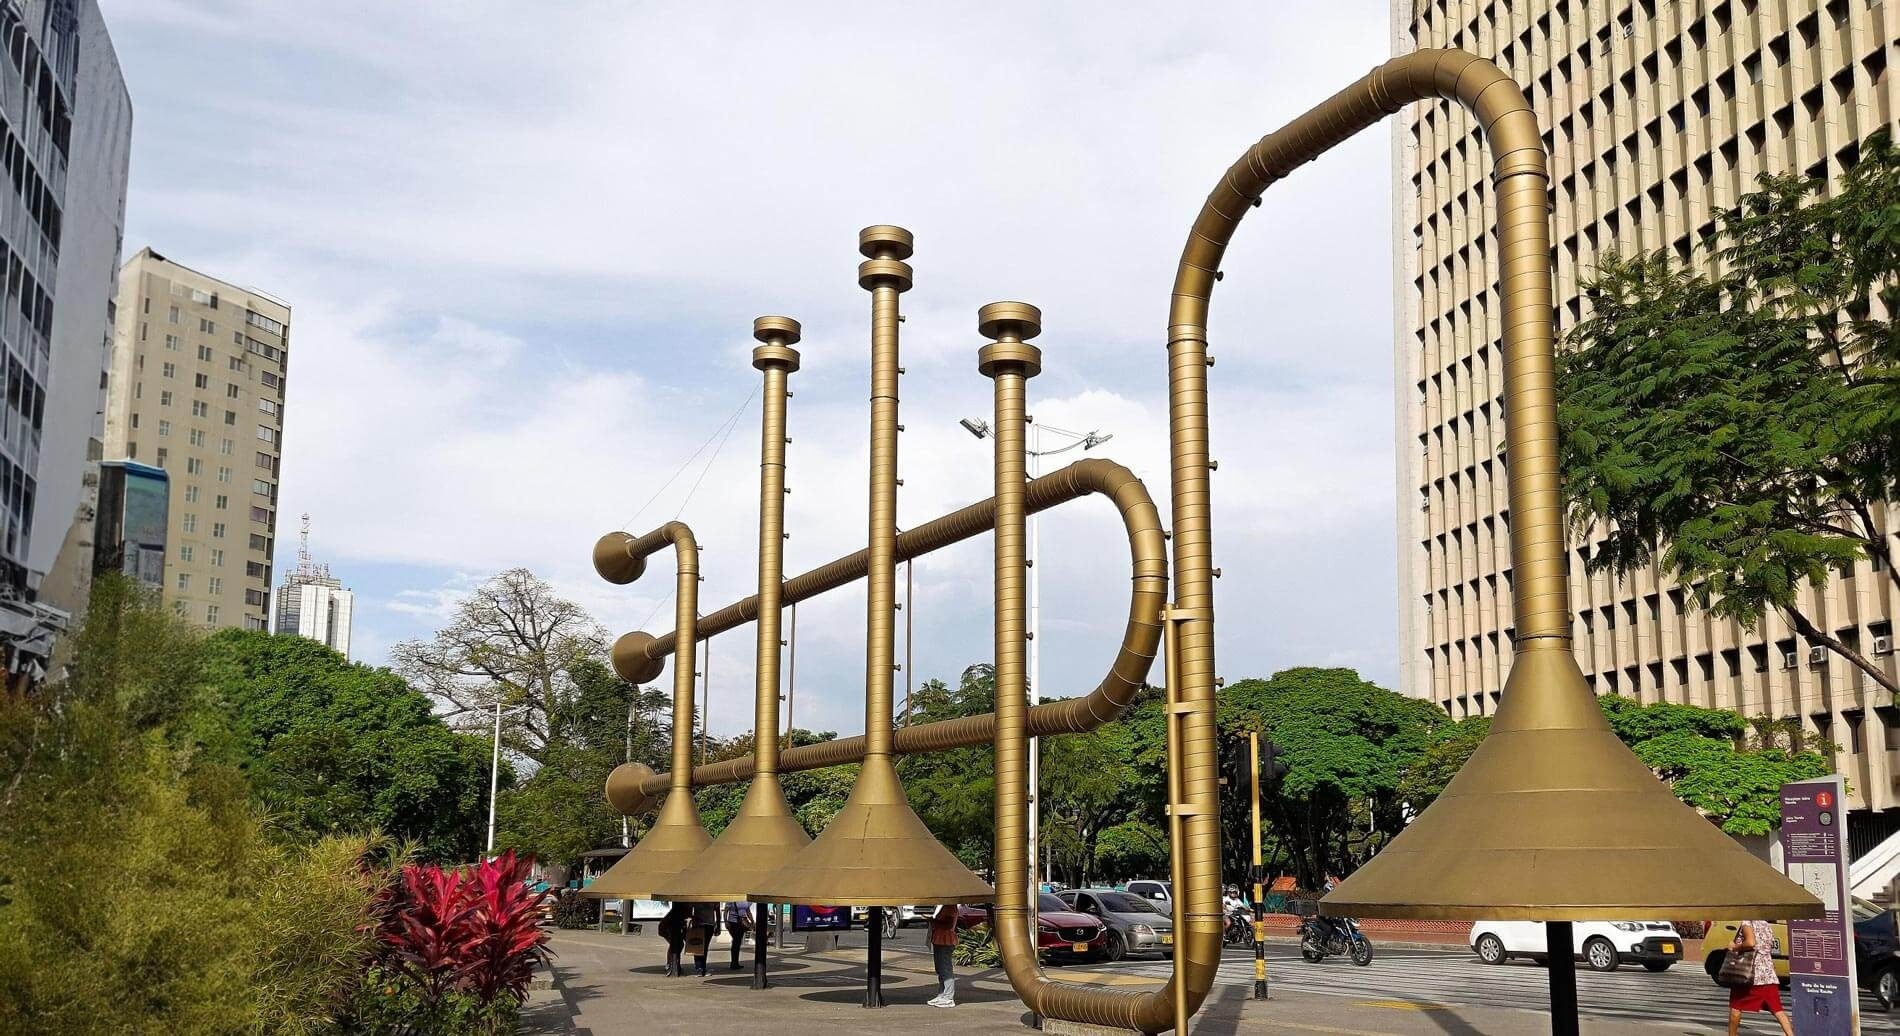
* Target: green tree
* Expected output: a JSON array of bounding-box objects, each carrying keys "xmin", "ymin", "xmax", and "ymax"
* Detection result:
[
  {"xmin": 900, "ymin": 669, "xmax": 1002, "ymax": 869},
  {"xmin": 202, "ymin": 629, "xmax": 496, "ymax": 859},
  {"xmin": 1558, "ymin": 133, "xmax": 1900, "ymax": 694},
  {"xmin": 1220, "ymin": 668, "xmax": 1446, "ymax": 888},
  {"xmin": 390, "ymin": 569, "xmax": 609, "ymax": 764}
]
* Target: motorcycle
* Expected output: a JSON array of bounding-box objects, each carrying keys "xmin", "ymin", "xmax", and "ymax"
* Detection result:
[
  {"xmin": 1222, "ymin": 909, "xmax": 1258, "ymax": 948},
  {"xmin": 1299, "ymin": 915, "xmax": 1374, "ymax": 966}
]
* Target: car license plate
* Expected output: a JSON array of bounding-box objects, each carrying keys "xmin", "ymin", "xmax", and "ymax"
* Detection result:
[
  {"xmin": 1660, "ymin": 942, "xmax": 1676, "ymax": 953},
  {"xmin": 1160, "ymin": 933, "xmax": 1174, "ymax": 945},
  {"xmin": 1072, "ymin": 942, "xmax": 1089, "ymax": 953}
]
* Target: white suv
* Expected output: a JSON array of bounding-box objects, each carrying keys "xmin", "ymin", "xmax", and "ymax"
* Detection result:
[{"xmin": 1469, "ymin": 920, "xmax": 1685, "ymax": 972}]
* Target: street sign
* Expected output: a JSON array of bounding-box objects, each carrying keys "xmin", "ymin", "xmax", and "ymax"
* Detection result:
[{"xmin": 1781, "ymin": 775, "xmax": 1859, "ymax": 1035}]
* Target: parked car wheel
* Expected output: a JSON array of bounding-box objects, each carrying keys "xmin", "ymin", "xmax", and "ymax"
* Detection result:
[
  {"xmin": 1583, "ymin": 937, "xmax": 1620, "ymax": 972},
  {"xmin": 1104, "ymin": 931, "xmax": 1126, "ymax": 962},
  {"xmin": 1475, "ymin": 933, "xmax": 1507, "ymax": 965},
  {"xmin": 1642, "ymin": 961, "xmax": 1673, "ymax": 973},
  {"xmin": 1875, "ymin": 963, "xmax": 1900, "ymax": 1012}
]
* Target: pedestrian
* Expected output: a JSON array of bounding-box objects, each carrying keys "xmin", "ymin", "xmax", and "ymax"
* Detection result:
[
  {"xmin": 688, "ymin": 901, "xmax": 719, "ymax": 977},
  {"xmin": 658, "ymin": 901, "xmax": 690, "ymax": 977},
  {"xmin": 1724, "ymin": 920, "xmax": 1795, "ymax": 1036},
  {"xmin": 928, "ymin": 903, "xmax": 959, "ymax": 1008},
  {"xmin": 724, "ymin": 901, "xmax": 752, "ymax": 970}
]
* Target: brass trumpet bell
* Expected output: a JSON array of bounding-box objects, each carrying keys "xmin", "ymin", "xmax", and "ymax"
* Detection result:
[
  {"xmin": 655, "ymin": 774, "xmax": 811, "ymax": 902},
  {"xmin": 1323, "ymin": 643, "xmax": 1824, "ymax": 920},
  {"xmin": 583, "ymin": 789, "xmax": 712, "ymax": 900},
  {"xmin": 750, "ymin": 756, "xmax": 994, "ymax": 906}
]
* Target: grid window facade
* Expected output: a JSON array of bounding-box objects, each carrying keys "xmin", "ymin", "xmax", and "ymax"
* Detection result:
[
  {"xmin": 101, "ymin": 250, "xmax": 289, "ymax": 633},
  {"xmin": 1394, "ymin": 0, "xmax": 1900, "ymax": 812}
]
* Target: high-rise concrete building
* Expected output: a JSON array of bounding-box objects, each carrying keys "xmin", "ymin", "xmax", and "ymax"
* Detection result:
[
  {"xmin": 102, "ymin": 249, "xmax": 290, "ymax": 632},
  {"xmin": 1392, "ymin": 2, "xmax": 1899, "ymax": 837},
  {"xmin": 274, "ymin": 514, "xmax": 351, "ymax": 658},
  {"xmin": 0, "ymin": 1, "xmax": 133, "ymax": 681}
]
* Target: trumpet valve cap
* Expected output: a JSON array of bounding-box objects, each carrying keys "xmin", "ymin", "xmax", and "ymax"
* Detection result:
[
  {"xmin": 977, "ymin": 301, "xmax": 1042, "ymax": 341},
  {"xmin": 752, "ymin": 315, "xmax": 803, "ymax": 345},
  {"xmin": 858, "ymin": 224, "xmax": 914, "ymax": 260},
  {"xmin": 593, "ymin": 531, "xmax": 647, "ymax": 584},
  {"xmin": 978, "ymin": 340, "xmax": 1043, "ymax": 379},
  {"xmin": 858, "ymin": 257, "xmax": 913, "ymax": 292}
]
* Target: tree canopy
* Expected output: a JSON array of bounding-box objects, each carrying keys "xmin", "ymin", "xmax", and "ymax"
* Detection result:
[
  {"xmin": 203, "ymin": 630, "xmax": 496, "ymax": 859},
  {"xmin": 1558, "ymin": 131, "xmax": 1900, "ymax": 693}
]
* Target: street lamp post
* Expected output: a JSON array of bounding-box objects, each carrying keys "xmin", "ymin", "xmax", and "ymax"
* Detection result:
[
  {"xmin": 486, "ymin": 695, "xmax": 503, "ymax": 854},
  {"xmin": 960, "ymin": 415, "xmax": 1112, "ymax": 895}
]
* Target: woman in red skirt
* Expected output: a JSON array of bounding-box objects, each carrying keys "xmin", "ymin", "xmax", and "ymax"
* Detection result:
[{"xmin": 1727, "ymin": 920, "xmax": 1794, "ymax": 1036}]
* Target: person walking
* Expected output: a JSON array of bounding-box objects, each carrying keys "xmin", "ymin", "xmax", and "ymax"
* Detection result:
[
  {"xmin": 658, "ymin": 901, "xmax": 691, "ymax": 978},
  {"xmin": 688, "ymin": 901, "xmax": 718, "ymax": 977},
  {"xmin": 927, "ymin": 904, "xmax": 960, "ymax": 1008},
  {"xmin": 1725, "ymin": 920, "xmax": 1795, "ymax": 1036},
  {"xmin": 723, "ymin": 901, "xmax": 752, "ymax": 971}
]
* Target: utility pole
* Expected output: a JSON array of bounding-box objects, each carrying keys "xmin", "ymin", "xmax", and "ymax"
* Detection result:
[{"xmin": 1250, "ymin": 731, "xmax": 1270, "ymax": 1000}]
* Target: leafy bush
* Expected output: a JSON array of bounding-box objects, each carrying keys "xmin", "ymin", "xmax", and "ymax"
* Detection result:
[
  {"xmin": 0, "ymin": 576, "xmax": 396, "ymax": 1034},
  {"xmin": 351, "ymin": 850, "xmax": 551, "ymax": 1033},
  {"xmin": 549, "ymin": 889, "xmax": 599, "ymax": 929},
  {"xmin": 953, "ymin": 923, "xmax": 1001, "ymax": 968}
]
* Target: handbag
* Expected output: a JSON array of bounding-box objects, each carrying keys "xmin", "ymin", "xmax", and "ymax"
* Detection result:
[{"xmin": 1716, "ymin": 943, "xmax": 1757, "ymax": 989}]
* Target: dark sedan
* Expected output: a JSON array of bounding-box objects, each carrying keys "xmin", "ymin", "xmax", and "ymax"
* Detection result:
[{"xmin": 957, "ymin": 893, "xmax": 1110, "ymax": 962}]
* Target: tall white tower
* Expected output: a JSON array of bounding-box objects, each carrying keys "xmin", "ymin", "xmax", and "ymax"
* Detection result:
[{"xmin": 273, "ymin": 513, "xmax": 353, "ymax": 658}]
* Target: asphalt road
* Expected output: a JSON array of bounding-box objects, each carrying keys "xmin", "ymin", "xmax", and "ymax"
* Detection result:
[{"xmin": 1094, "ymin": 942, "xmax": 1900, "ymax": 1032}]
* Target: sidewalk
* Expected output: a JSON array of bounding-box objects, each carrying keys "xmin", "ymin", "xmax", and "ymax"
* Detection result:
[{"xmin": 521, "ymin": 927, "xmax": 1698, "ymax": 1035}]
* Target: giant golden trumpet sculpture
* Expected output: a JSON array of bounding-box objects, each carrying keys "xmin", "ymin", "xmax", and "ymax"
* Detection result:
[
  {"xmin": 1162, "ymin": 47, "xmax": 1819, "ymax": 1035},
  {"xmin": 589, "ymin": 46, "xmax": 1820, "ymax": 1036},
  {"xmin": 652, "ymin": 317, "xmax": 809, "ymax": 990}
]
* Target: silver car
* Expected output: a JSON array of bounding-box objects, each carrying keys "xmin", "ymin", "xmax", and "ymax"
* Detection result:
[{"xmin": 1061, "ymin": 888, "xmax": 1175, "ymax": 961}]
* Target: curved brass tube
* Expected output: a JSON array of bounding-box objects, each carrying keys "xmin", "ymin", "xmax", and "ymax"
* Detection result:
[
  {"xmin": 606, "ymin": 456, "xmax": 1166, "ymax": 812},
  {"xmin": 977, "ymin": 302, "xmax": 1052, "ymax": 1011},
  {"xmin": 584, "ymin": 520, "xmax": 711, "ymax": 897}
]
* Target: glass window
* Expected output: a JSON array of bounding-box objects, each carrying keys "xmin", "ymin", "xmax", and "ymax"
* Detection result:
[
  {"xmin": 155, "ymin": 447, "xmax": 168, "ymax": 467},
  {"xmin": 250, "ymin": 505, "xmax": 271, "ymax": 523},
  {"xmin": 157, "ymin": 419, "xmax": 170, "ymax": 437},
  {"xmin": 183, "ymin": 485, "xmax": 198, "ymax": 504},
  {"xmin": 258, "ymin": 399, "xmax": 279, "ymax": 416},
  {"xmin": 161, "ymin": 362, "xmax": 175, "ymax": 378},
  {"xmin": 199, "ymin": 318, "xmax": 215, "ymax": 334},
  {"xmin": 191, "ymin": 401, "xmax": 208, "ymax": 418},
  {"xmin": 207, "ymin": 577, "xmax": 222, "ymax": 595},
  {"xmin": 257, "ymin": 425, "xmax": 276, "ymax": 443},
  {"xmin": 182, "ymin": 513, "xmax": 197, "ymax": 533},
  {"xmin": 168, "ymin": 304, "xmax": 179, "ymax": 324},
  {"xmin": 193, "ymin": 373, "xmax": 208, "ymax": 389},
  {"xmin": 197, "ymin": 345, "xmax": 213, "ymax": 361},
  {"xmin": 214, "ymin": 494, "xmax": 228, "ymax": 510},
  {"xmin": 255, "ymin": 451, "xmax": 273, "ymax": 469},
  {"xmin": 178, "ymin": 545, "xmax": 193, "ymax": 562},
  {"xmin": 253, "ymin": 479, "xmax": 271, "ymax": 495},
  {"xmin": 220, "ymin": 439, "xmax": 234, "ymax": 456},
  {"xmin": 210, "ymin": 548, "xmax": 223, "ymax": 566},
  {"xmin": 185, "ymin": 458, "xmax": 202, "ymax": 475},
  {"xmin": 226, "ymin": 384, "xmax": 238, "ymax": 399},
  {"xmin": 188, "ymin": 429, "xmax": 204, "ymax": 447},
  {"xmin": 160, "ymin": 390, "xmax": 172, "ymax": 406},
  {"xmin": 176, "ymin": 572, "xmax": 189, "ymax": 591},
  {"xmin": 164, "ymin": 333, "xmax": 180, "ymax": 350},
  {"xmin": 206, "ymin": 605, "xmax": 219, "ymax": 624},
  {"xmin": 212, "ymin": 522, "xmax": 226, "ymax": 539}
]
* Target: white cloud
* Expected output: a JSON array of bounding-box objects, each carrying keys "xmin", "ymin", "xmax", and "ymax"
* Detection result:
[{"xmin": 106, "ymin": 1, "xmax": 1405, "ymax": 737}]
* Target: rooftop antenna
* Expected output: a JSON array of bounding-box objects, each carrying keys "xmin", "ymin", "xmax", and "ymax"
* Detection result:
[{"xmin": 299, "ymin": 513, "xmax": 312, "ymax": 568}]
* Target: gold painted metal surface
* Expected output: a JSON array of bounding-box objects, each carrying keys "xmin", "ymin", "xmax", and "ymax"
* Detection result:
[
  {"xmin": 749, "ymin": 227, "xmax": 993, "ymax": 908},
  {"xmin": 979, "ymin": 300, "xmax": 1214, "ymax": 1033},
  {"xmin": 655, "ymin": 317, "xmax": 811, "ymax": 903},
  {"xmin": 583, "ymin": 523, "xmax": 711, "ymax": 898},
  {"xmin": 604, "ymin": 456, "xmax": 1165, "ymax": 808},
  {"xmin": 1157, "ymin": 46, "xmax": 1817, "ymax": 922}
]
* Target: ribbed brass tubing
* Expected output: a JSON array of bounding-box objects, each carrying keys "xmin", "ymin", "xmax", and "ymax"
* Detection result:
[
  {"xmin": 980, "ymin": 302, "xmax": 1047, "ymax": 1003},
  {"xmin": 583, "ymin": 521, "xmax": 711, "ymax": 899},
  {"xmin": 1169, "ymin": 46, "xmax": 1818, "ymax": 940},
  {"xmin": 653, "ymin": 317, "xmax": 811, "ymax": 914},
  {"xmin": 605, "ymin": 457, "xmax": 1165, "ymax": 812},
  {"xmin": 747, "ymin": 226, "xmax": 992, "ymax": 910}
]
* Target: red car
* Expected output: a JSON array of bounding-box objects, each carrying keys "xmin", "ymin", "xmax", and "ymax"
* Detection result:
[{"xmin": 956, "ymin": 893, "xmax": 1110, "ymax": 962}]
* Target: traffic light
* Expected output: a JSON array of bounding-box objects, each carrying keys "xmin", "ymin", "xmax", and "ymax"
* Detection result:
[{"xmin": 1260, "ymin": 737, "xmax": 1290, "ymax": 783}]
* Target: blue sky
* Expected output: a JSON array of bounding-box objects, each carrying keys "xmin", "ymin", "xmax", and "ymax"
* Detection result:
[{"xmin": 102, "ymin": 1, "xmax": 1406, "ymax": 739}]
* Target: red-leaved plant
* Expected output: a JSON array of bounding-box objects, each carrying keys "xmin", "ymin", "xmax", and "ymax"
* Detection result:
[{"xmin": 372, "ymin": 850, "xmax": 552, "ymax": 1008}]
